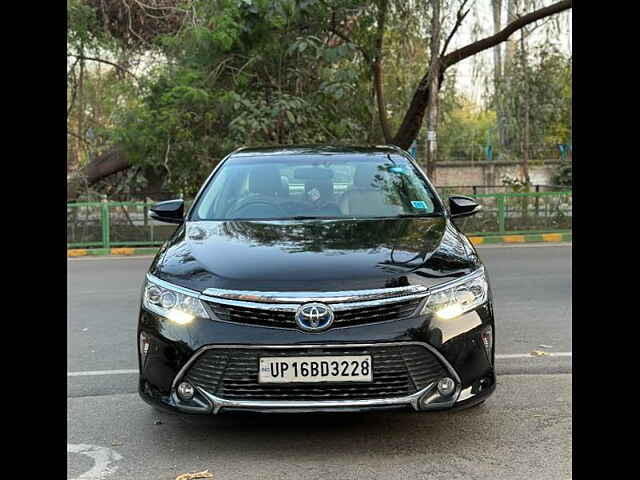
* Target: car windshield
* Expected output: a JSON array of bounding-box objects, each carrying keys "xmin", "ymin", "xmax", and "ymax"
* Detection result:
[{"xmin": 190, "ymin": 153, "xmax": 444, "ymax": 221}]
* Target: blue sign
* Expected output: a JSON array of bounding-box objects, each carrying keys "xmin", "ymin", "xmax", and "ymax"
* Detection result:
[{"xmin": 409, "ymin": 140, "xmax": 417, "ymax": 159}]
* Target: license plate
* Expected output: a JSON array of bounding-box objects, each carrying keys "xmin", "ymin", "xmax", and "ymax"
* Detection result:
[{"xmin": 258, "ymin": 355, "xmax": 373, "ymax": 383}]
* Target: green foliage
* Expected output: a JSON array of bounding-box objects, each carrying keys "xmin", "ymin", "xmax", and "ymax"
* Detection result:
[
  {"xmin": 493, "ymin": 43, "xmax": 572, "ymax": 159},
  {"xmin": 67, "ymin": 0, "xmax": 100, "ymax": 51},
  {"xmin": 552, "ymin": 163, "xmax": 572, "ymax": 187},
  {"xmin": 67, "ymin": 0, "xmax": 572, "ymax": 198},
  {"xmin": 501, "ymin": 174, "xmax": 531, "ymax": 192},
  {"xmin": 104, "ymin": 0, "xmax": 371, "ymax": 195},
  {"xmin": 439, "ymin": 85, "xmax": 497, "ymax": 162}
]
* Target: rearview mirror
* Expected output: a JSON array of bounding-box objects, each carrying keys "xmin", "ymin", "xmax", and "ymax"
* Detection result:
[
  {"xmin": 449, "ymin": 195, "xmax": 482, "ymax": 218},
  {"xmin": 150, "ymin": 199, "xmax": 184, "ymax": 224}
]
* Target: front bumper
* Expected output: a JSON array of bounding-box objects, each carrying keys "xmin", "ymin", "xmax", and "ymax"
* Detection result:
[{"xmin": 138, "ymin": 305, "xmax": 496, "ymax": 415}]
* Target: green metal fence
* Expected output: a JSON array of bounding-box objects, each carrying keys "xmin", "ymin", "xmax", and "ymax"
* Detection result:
[
  {"xmin": 67, "ymin": 200, "xmax": 193, "ymax": 249},
  {"xmin": 446, "ymin": 191, "xmax": 572, "ymax": 236},
  {"xmin": 67, "ymin": 191, "xmax": 571, "ymax": 248}
]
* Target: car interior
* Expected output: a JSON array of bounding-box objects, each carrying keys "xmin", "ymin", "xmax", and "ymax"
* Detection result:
[{"xmin": 196, "ymin": 159, "xmax": 438, "ymax": 220}]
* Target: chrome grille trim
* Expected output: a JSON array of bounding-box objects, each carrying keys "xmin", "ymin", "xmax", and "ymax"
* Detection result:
[
  {"xmin": 201, "ymin": 285, "xmax": 429, "ymax": 304},
  {"xmin": 199, "ymin": 292, "xmax": 428, "ymax": 313},
  {"xmin": 170, "ymin": 342, "xmax": 461, "ymax": 413}
]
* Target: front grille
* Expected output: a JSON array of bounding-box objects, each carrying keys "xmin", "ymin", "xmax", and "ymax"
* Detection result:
[
  {"xmin": 205, "ymin": 297, "xmax": 422, "ymax": 329},
  {"xmin": 206, "ymin": 302, "xmax": 293, "ymax": 328},
  {"xmin": 184, "ymin": 345, "xmax": 448, "ymax": 401},
  {"xmin": 334, "ymin": 299, "xmax": 422, "ymax": 327}
]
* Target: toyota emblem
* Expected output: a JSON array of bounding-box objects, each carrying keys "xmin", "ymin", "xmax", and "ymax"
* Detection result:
[{"xmin": 295, "ymin": 302, "xmax": 334, "ymax": 332}]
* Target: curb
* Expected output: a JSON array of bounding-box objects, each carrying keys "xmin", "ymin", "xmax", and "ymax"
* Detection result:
[
  {"xmin": 469, "ymin": 232, "xmax": 571, "ymax": 246},
  {"xmin": 67, "ymin": 247, "xmax": 160, "ymax": 257},
  {"xmin": 68, "ymin": 232, "xmax": 571, "ymax": 257}
]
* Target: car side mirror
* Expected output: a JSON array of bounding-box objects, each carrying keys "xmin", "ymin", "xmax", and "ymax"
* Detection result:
[
  {"xmin": 150, "ymin": 199, "xmax": 184, "ymax": 224},
  {"xmin": 449, "ymin": 195, "xmax": 482, "ymax": 218}
]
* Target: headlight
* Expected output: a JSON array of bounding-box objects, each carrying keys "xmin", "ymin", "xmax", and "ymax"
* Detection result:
[
  {"xmin": 421, "ymin": 267, "xmax": 488, "ymax": 320},
  {"xmin": 142, "ymin": 275, "xmax": 208, "ymax": 325}
]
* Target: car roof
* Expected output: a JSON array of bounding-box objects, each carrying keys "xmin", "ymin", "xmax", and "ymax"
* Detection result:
[{"xmin": 230, "ymin": 144, "xmax": 407, "ymax": 158}]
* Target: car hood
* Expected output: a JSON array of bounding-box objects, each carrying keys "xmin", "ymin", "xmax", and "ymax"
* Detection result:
[{"xmin": 149, "ymin": 218, "xmax": 480, "ymax": 293}]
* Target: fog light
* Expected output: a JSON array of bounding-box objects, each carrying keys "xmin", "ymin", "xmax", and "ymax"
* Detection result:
[
  {"xmin": 139, "ymin": 333, "xmax": 150, "ymax": 361},
  {"xmin": 177, "ymin": 381, "xmax": 194, "ymax": 400},
  {"xmin": 437, "ymin": 377, "xmax": 456, "ymax": 397},
  {"xmin": 481, "ymin": 326, "xmax": 493, "ymax": 360}
]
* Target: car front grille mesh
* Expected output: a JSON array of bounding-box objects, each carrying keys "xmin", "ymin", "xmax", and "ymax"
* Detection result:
[
  {"xmin": 184, "ymin": 345, "xmax": 447, "ymax": 401},
  {"xmin": 204, "ymin": 297, "xmax": 422, "ymax": 329}
]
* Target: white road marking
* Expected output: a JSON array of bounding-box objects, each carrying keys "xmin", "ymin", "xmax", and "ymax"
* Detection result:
[
  {"xmin": 67, "ymin": 443, "xmax": 123, "ymax": 480},
  {"xmin": 67, "ymin": 352, "xmax": 572, "ymax": 377},
  {"xmin": 68, "ymin": 369, "xmax": 139, "ymax": 377},
  {"xmin": 496, "ymin": 352, "xmax": 572, "ymax": 359},
  {"xmin": 70, "ymin": 290, "xmax": 137, "ymax": 296}
]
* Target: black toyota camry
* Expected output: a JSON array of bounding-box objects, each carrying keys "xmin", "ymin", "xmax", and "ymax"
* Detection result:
[{"xmin": 138, "ymin": 145, "xmax": 496, "ymax": 415}]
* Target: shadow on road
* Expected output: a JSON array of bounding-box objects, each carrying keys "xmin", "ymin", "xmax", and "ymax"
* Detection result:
[{"xmin": 147, "ymin": 403, "xmax": 491, "ymax": 460}]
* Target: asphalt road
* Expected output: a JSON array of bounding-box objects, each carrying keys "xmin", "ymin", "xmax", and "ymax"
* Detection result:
[{"xmin": 67, "ymin": 243, "xmax": 572, "ymax": 480}]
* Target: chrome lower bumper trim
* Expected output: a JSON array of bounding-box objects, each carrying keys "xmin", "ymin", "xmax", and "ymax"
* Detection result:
[
  {"xmin": 198, "ymin": 382, "xmax": 438, "ymax": 414},
  {"xmin": 171, "ymin": 342, "xmax": 462, "ymax": 414}
]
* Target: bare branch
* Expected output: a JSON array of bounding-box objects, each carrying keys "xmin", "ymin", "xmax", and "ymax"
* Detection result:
[
  {"xmin": 67, "ymin": 130, "xmax": 90, "ymax": 145},
  {"xmin": 522, "ymin": 15, "xmax": 557, "ymax": 38},
  {"xmin": 67, "ymin": 56, "xmax": 80, "ymax": 78},
  {"xmin": 130, "ymin": 0, "xmax": 191, "ymax": 13},
  {"xmin": 67, "ymin": 54, "xmax": 139, "ymax": 82},
  {"xmin": 442, "ymin": 0, "xmax": 572, "ymax": 69},
  {"xmin": 67, "ymin": 66, "xmax": 79, "ymax": 117},
  {"xmin": 440, "ymin": 0, "xmax": 472, "ymax": 58},
  {"xmin": 121, "ymin": 0, "xmax": 149, "ymax": 47}
]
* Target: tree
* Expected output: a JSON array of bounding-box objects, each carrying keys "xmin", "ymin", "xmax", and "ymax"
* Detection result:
[
  {"xmin": 391, "ymin": 0, "xmax": 572, "ymax": 150},
  {"xmin": 67, "ymin": 0, "xmax": 572, "ymax": 198},
  {"xmin": 495, "ymin": 43, "xmax": 572, "ymax": 164}
]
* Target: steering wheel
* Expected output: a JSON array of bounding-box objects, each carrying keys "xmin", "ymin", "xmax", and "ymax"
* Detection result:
[
  {"xmin": 275, "ymin": 199, "xmax": 315, "ymax": 215},
  {"xmin": 226, "ymin": 196, "xmax": 288, "ymax": 218}
]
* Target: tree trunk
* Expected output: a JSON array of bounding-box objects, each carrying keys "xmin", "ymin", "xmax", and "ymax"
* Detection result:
[
  {"xmin": 369, "ymin": 82, "xmax": 376, "ymax": 143},
  {"xmin": 425, "ymin": 0, "xmax": 441, "ymax": 180},
  {"xmin": 77, "ymin": 53, "xmax": 85, "ymax": 163},
  {"xmin": 425, "ymin": 67, "xmax": 440, "ymax": 179},
  {"xmin": 391, "ymin": 71, "xmax": 434, "ymax": 150},
  {"xmin": 519, "ymin": 29, "xmax": 530, "ymax": 184},
  {"xmin": 492, "ymin": 0, "xmax": 505, "ymax": 149},
  {"xmin": 67, "ymin": 148, "xmax": 132, "ymax": 200},
  {"xmin": 492, "ymin": 0, "xmax": 503, "ymax": 83},
  {"xmin": 373, "ymin": 61, "xmax": 391, "ymax": 143},
  {"xmin": 505, "ymin": 0, "xmax": 519, "ymax": 68},
  {"xmin": 373, "ymin": 0, "xmax": 391, "ymax": 143}
]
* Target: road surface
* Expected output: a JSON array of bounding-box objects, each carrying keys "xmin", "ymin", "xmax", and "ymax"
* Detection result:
[{"xmin": 67, "ymin": 243, "xmax": 571, "ymax": 480}]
